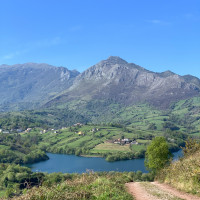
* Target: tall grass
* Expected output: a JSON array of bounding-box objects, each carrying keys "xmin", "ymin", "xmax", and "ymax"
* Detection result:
[
  {"xmin": 157, "ymin": 139, "xmax": 200, "ymax": 196},
  {"xmin": 12, "ymin": 173, "xmax": 133, "ymax": 200}
]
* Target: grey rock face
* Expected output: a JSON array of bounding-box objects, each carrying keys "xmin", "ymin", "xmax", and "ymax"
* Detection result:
[
  {"xmin": 0, "ymin": 63, "xmax": 79, "ymax": 111},
  {"xmin": 1, "ymin": 57, "xmax": 200, "ymax": 111},
  {"xmin": 47, "ymin": 56, "xmax": 200, "ymax": 108}
]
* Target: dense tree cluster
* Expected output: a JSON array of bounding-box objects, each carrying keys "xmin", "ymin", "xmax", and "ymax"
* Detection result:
[
  {"xmin": 0, "ymin": 108, "xmax": 89, "ymax": 130},
  {"xmin": 105, "ymin": 150, "xmax": 145, "ymax": 162},
  {"xmin": 0, "ymin": 133, "xmax": 48, "ymax": 164},
  {"xmin": 0, "ymin": 164, "xmax": 44, "ymax": 198}
]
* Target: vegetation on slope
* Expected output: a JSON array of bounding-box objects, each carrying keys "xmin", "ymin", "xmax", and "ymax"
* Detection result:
[
  {"xmin": 0, "ymin": 164, "xmax": 44, "ymax": 198},
  {"xmin": 0, "ymin": 163, "xmax": 154, "ymax": 199},
  {"xmin": 13, "ymin": 173, "xmax": 133, "ymax": 200},
  {"xmin": 0, "ymin": 132, "xmax": 48, "ymax": 164},
  {"xmin": 1, "ymin": 97, "xmax": 200, "ymax": 135},
  {"xmin": 145, "ymin": 137, "xmax": 172, "ymax": 173},
  {"xmin": 37, "ymin": 124, "xmax": 186, "ymax": 161},
  {"xmin": 171, "ymin": 96, "xmax": 200, "ymax": 135},
  {"xmin": 0, "ymin": 121, "xmax": 186, "ymax": 164},
  {"xmin": 0, "ymin": 108, "xmax": 89, "ymax": 130},
  {"xmin": 157, "ymin": 138, "xmax": 200, "ymax": 196}
]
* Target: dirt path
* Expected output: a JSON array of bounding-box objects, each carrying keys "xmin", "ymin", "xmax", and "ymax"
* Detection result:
[
  {"xmin": 152, "ymin": 182, "xmax": 200, "ymax": 200},
  {"xmin": 126, "ymin": 182, "xmax": 200, "ymax": 200},
  {"xmin": 126, "ymin": 182, "xmax": 160, "ymax": 200}
]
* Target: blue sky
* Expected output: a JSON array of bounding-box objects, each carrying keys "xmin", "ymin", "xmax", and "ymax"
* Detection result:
[{"xmin": 0, "ymin": 0, "xmax": 200, "ymax": 77}]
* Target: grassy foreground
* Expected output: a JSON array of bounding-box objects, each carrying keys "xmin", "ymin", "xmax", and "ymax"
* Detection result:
[
  {"xmin": 0, "ymin": 163, "xmax": 154, "ymax": 199},
  {"xmin": 157, "ymin": 139, "xmax": 200, "ymax": 196},
  {"xmin": 12, "ymin": 173, "xmax": 133, "ymax": 200}
]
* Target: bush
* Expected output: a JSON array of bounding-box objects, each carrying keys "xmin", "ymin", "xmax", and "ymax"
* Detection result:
[
  {"xmin": 182, "ymin": 138, "xmax": 200, "ymax": 156},
  {"xmin": 145, "ymin": 137, "xmax": 172, "ymax": 173},
  {"xmin": 13, "ymin": 173, "xmax": 133, "ymax": 200}
]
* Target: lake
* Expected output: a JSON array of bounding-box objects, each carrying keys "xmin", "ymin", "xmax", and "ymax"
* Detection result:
[{"xmin": 27, "ymin": 150, "xmax": 183, "ymax": 174}]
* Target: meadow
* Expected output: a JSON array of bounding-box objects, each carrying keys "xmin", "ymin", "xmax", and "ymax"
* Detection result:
[{"xmin": 36, "ymin": 123, "xmax": 186, "ymax": 161}]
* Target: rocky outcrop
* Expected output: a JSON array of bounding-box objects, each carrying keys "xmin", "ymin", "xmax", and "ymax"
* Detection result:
[{"xmin": 46, "ymin": 56, "xmax": 200, "ymax": 109}]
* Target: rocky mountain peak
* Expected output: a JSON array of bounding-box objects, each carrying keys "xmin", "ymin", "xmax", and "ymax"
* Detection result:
[
  {"xmin": 1, "ymin": 57, "xmax": 200, "ymax": 111},
  {"xmin": 160, "ymin": 70, "xmax": 176, "ymax": 77},
  {"xmin": 47, "ymin": 57, "xmax": 200, "ymax": 109},
  {"xmin": 104, "ymin": 56, "xmax": 128, "ymax": 65}
]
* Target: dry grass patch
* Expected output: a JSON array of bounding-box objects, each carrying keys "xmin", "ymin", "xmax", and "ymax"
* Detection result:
[
  {"xmin": 157, "ymin": 148, "xmax": 200, "ymax": 196},
  {"xmin": 12, "ymin": 173, "xmax": 133, "ymax": 200},
  {"xmin": 92, "ymin": 142, "xmax": 131, "ymax": 153}
]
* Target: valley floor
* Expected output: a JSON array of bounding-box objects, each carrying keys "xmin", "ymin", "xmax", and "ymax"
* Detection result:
[{"xmin": 126, "ymin": 182, "xmax": 200, "ymax": 200}]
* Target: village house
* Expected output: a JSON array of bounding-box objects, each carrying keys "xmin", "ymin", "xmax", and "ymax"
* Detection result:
[
  {"xmin": 73, "ymin": 123, "xmax": 83, "ymax": 127},
  {"xmin": 78, "ymin": 131, "xmax": 84, "ymax": 136},
  {"xmin": 25, "ymin": 128, "xmax": 32, "ymax": 133},
  {"xmin": 91, "ymin": 128, "xmax": 99, "ymax": 133},
  {"xmin": 40, "ymin": 129, "xmax": 47, "ymax": 134},
  {"xmin": 91, "ymin": 128, "xmax": 96, "ymax": 132},
  {"xmin": 112, "ymin": 138, "xmax": 132, "ymax": 145},
  {"xmin": 2, "ymin": 130, "xmax": 9, "ymax": 134},
  {"xmin": 62, "ymin": 127, "xmax": 67, "ymax": 129},
  {"xmin": 112, "ymin": 138, "xmax": 141, "ymax": 145},
  {"xmin": 131, "ymin": 140, "xmax": 139, "ymax": 145},
  {"xmin": 120, "ymin": 138, "xmax": 131, "ymax": 144},
  {"xmin": 122, "ymin": 138, "xmax": 130, "ymax": 143}
]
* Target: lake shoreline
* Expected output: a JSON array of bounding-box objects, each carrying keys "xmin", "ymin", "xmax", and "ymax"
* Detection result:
[
  {"xmin": 49, "ymin": 147, "xmax": 182, "ymax": 161},
  {"xmin": 80, "ymin": 154, "xmax": 103, "ymax": 158},
  {"xmin": 26, "ymin": 150, "xmax": 183, "ymax": 174}
]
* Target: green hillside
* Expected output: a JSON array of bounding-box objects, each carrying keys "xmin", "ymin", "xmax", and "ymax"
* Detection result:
[
  {"xmin": 36, "ymin": 123, "xmax": 185, "ymax": 161},
  {"xmin": 1, "ymin": 97, "xmax": 200, "ymax": 135},
  {"xmin": 0, "ymin": 131, "xmax": 48, "ymax": 164},
  {"xmin": 157, "ymin": 139, "xmax": 200, "ymax": 196},
  {"xmin": 0, "ymin": 97, "xmax": 199, "ymax": 163}
]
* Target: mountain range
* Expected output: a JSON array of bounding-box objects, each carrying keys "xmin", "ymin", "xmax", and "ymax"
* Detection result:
[
  {"xmin": 46, "ymin": 56, "xmax": 200, "ymax": 109},
  {"xmin": 1, "ymin": 56, "xmax": 200, "ymax": 111},
  {"xmin": 0, "ymin": 63, "xmax": 79, "ymax": 111}
]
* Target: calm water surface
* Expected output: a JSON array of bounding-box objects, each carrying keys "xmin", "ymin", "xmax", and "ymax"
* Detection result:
[{"xmin": 27, "ymin": 150, "xmax": 182, "ymax": 174}]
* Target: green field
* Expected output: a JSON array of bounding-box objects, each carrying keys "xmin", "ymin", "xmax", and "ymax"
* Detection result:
[
  {"xmin": 0, "ymin": 190, "xmax": 6, "ymax": 198},
  {"xmin": 36, "ymin": 124, "xmax": 152, "ymax": 160},
  {"xmin": 33, "ymin": 122, "xmax": 187, "ymax": 161},
  {"xmin": 91, "ymin": 142, "xmax": 131, "ymax": 153},
  {"xmin": 1, "ymin": 97, "xmax": 200, "ymax": 136},
  {"xmin": 1, "ymin": 97, "xmax": 200, "ymax": 163}
]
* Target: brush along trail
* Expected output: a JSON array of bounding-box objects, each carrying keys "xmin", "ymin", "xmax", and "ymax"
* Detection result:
[{"xmin": 126, "ymin": 181, "xmax": 200, "ymax": 200}]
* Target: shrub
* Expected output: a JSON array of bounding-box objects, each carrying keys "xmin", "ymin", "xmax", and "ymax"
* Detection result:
[{"xmin": 145, "ymin": 137, "xmax": 172, "ymax": 173}]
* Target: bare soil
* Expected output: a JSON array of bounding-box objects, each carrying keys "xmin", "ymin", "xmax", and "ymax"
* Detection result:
[
  {"xmin": 126, "ymin": 181, "xmax": 200, "ymax": 200},
  {"xmin": 126, "ymin": 182, "xmax": 160, "ymax": 200}
]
